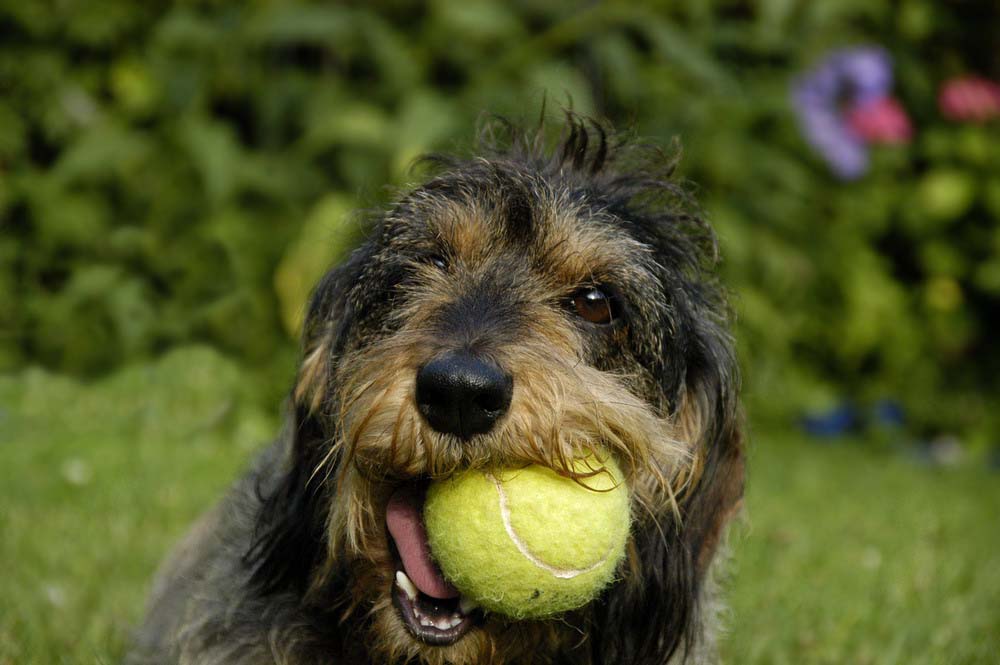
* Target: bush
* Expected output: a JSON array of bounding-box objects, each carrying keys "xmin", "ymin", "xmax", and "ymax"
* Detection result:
[{"xmin": 2, "ymin": 1, "xmax": 998, "ymax": 439}]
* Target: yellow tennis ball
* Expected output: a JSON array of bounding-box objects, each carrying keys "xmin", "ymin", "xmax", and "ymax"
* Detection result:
[{"xmin": 424, "ymin": 455, "xmax": 630, "ymax": 619}]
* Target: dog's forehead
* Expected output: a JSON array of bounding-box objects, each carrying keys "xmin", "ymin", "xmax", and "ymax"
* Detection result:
[{"xmin": 395, "ymin": 180, "xmax": 655, "ymax": 287}]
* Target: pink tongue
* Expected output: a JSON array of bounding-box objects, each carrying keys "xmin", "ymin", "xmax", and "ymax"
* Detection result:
[{"xmin": 386, "ymin": 485, "xmax": 459, "ymax": 600}]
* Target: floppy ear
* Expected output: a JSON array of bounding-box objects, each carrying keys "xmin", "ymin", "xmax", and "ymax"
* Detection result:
[
  {"xmin": 589, "ymin": 511, "xmax": 696, "ymax": 664},
  {"xmin": 675, "ymin": 312, "xmax": 745, "ymax": 576},
  {"xmin": 244, "ymin": 247, "xmax": 372, "ymax": 596},
  {"xmin": 592, "ymin": 298, "xmax": 743, "ymax": 664}
]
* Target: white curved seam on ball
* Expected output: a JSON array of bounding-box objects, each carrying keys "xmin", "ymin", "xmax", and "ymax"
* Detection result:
[{"xmin": 489, "ymin": 472, "xmax": 609, "ymax": 579}]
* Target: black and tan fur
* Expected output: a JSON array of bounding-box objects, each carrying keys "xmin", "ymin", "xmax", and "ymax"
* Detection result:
[{"xmin": 127, "ymin": 116, "xmax": 744, "ymax": 665}]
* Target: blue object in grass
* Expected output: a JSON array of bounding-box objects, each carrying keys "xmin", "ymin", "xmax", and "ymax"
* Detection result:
[
  {"xmin": 800, "ymin": 402, "xmax": 860, "ymax": 437},
  {"xmin": 989, "ymin": 448, "xmax": 1000, "ymax": 471},
  {"xmin": 871, "ymin": 399, "xmax": 905, "ymax": 428}
]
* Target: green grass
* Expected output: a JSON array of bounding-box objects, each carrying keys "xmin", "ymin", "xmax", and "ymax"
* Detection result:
[
  {"xmin": 2, "ymin": 348, "xmax": 998, "ymax": 664},
  {"xmin": 723, "ymin": 434, "xmax": 1000, "ymax": 664},
  {"xmin": 0, "ymin": 348, "xmax": 277, "ymax": 665}
]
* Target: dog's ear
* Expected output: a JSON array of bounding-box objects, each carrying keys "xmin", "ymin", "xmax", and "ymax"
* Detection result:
[
  {"xmin": 294, "ymin": 246, "xmax": 370, "ymax": 415},
  {"xmin": 592, "ymin": 294, "xmax": 743, "ymax": 664},
  {"xmin": 674, "ymin": 309, "xmax": 744, "ymax": 576},
  {"xmin": 589, "ymin": 513, "xmax": 696, "ymax": 664},
  {"xmin": 244, "ymin": 246, "xmax": 372, "ymax": 596}
]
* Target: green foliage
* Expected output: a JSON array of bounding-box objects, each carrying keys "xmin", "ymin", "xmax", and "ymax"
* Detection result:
[{"xmin": 2, "ymin": 0, "xmax": 998, "ymax": 436}]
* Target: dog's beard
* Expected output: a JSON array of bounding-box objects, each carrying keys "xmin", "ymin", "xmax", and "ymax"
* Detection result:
[{"xmin": 301, "ymin": 325, "xmax": 693, "ymax": 664}]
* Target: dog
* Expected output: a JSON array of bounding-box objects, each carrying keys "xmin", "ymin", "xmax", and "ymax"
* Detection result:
[{"xmin": 126, "ymin": 117, "xmax": 744, "ymax": 665}]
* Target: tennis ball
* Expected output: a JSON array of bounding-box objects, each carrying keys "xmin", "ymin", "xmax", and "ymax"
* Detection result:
[{"xmin": 424, "ymin": 455, "xmax": 630, "ymax": 619}]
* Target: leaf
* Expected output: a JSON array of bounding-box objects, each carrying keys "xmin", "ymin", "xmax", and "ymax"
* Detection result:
[
  {"xmin": 917, "ymin": 169, "xmax": 976, "ymax": 224},
  {"xmin": 53, "ymin": 122, "xmax": 151, "ymax": 184},
  {"xmin": 302, "ymin": 99, "xmax": 391, "ymax": 152},
  {"xmin": 175, "ymin": 117, "xmax": 242, "ymax": 206},
  {"xmin": 245, "ymin": 5, "xmax": 355, "ymax": 46},
  {"xmin": 431, "ymin": 0, "xmax": 523, "ymax": 44},
  {"xmin": 638, "ymin": 14, "xmax": 737, "ymax": 92},
  {"xmin": 526, "ymin": 62, "xmax": 595, "ymax": 118},
  {"xmin": 390, "ymin": 92, "xmax": 458, "ymax": 180},
  {"xmin": 273, "ymin": 194, "xmax": 357, "ymax": 337},
  {"xmin": 110, "ymin": 59, "xmax": 160, "ymax": 116}
]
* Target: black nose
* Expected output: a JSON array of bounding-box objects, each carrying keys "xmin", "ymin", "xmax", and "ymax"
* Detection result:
[{"xmin": 415, "ymin": 351, "xmax": 513, "ymax": 439}]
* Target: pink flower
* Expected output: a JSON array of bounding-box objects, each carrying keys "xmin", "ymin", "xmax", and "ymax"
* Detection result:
[
  {"xmin": 845, "ymin": 97, "xmax": 913, "ymax": 144},
  {"xmin": 939, "ymin": 76, "xmax": 1000, "ymax": 122}
]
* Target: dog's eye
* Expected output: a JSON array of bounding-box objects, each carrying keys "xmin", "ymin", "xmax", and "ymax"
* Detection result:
[
  {"xmin": 427, "ymin": 254, "xmax": 448, "ymax": 270},
  {"xmin": 571, "ymin": 287, "xmax": 617, "ymax": 325}
]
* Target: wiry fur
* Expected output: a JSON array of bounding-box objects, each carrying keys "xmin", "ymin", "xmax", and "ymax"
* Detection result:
[{"xmin": 127, "ymin": 116, "xmax": 744, "ymax": 665}]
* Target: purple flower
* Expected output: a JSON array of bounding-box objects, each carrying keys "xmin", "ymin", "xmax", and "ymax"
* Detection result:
[{"xmin": 791, "ymin": 47, "xmax": 895, "ymax": 180}]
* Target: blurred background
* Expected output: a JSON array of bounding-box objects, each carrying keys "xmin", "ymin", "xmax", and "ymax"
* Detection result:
[{"xmin": 2, "ymin": 1, "xmax": 998, "ymax": 663}]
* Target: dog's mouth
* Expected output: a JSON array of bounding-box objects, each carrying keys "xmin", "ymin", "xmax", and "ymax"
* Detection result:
[{"xmin": 386, "ymin": 482, "xmax": 481, "ymax": 646}]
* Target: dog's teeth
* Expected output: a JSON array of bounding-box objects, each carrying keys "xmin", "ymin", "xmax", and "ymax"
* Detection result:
[
  {"xmin": 395, "ymin": 571, "xmax": 418, "ymax": 601},
  {"xmin": 396, "ymin": 571, "xmax": 469, "ymax": 631},
  {"xmin": 412, "ymin": 605, "xmax": 437, "ymax": 629},
  {"xmin": 459, "ymin": 595, "xmax": 479, "ymax": 614},
  {"xmin": 434, "ymin": 616, "xmax": 460, "ymax": 630}
]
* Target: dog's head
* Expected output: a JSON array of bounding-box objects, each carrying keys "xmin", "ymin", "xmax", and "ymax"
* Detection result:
[{"xmin": 247, "ymin": 118, "xmax": 743, "ymax": 665}]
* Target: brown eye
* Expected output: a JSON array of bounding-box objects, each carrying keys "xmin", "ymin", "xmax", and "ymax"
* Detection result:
[{"xmin": 572, "ymin": 287, "xmax": 616, "ymax": 325}]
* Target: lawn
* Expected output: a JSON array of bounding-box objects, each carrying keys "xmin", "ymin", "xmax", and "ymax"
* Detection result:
[{"xmin": 2, "ymin": 347, "xmax": 998, "ymax": 664}]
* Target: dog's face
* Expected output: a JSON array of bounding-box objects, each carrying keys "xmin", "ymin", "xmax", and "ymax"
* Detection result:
[{"xmin": 250, "ymin": 123, "xmax": 743, "ymax": 665}]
